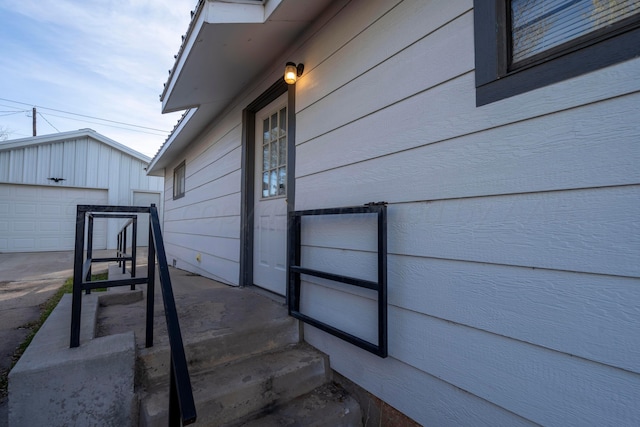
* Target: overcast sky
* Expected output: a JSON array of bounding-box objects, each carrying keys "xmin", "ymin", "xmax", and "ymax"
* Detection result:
[{"xmin": 0, "ymin": 0, "xmax": 196, "ymax": 157}]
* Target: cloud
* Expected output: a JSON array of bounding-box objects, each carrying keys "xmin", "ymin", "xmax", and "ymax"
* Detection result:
[{"xmin": 0, "ymin": 0, "xmax": 195, "ymax": 156}]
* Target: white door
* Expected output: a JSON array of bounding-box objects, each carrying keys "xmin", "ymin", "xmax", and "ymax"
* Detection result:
[
  {"xmin": 0, "ymin": 184, "xmax": 108, "ymax": 252},
  {"xmin": 253, "ymin": 94, "xmax": 288, "ymax": 295},
  {"xmin": 132, "ymin": 191, "xmax": 161, "ymax": 247}
]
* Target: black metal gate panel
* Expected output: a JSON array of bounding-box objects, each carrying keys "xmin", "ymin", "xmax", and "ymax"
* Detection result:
[{"xmin": 288, "ymin": 202, "xmax": 388, "ymax": 358}]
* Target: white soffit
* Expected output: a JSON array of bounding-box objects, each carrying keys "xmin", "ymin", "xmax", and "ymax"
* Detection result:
[{"xmin": 160, "ymin": 0, "xmax": 332, "ymax": 114}]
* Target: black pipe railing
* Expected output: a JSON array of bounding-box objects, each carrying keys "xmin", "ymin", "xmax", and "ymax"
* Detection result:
[
  {"xmin": 116, "ymin": 216, "xmax": 137, "ymax": 277},
  {"xmin": 288, "ymin": 202, "xmax": 388, "ymax": 358},
  {"xmin": 70, "ymin": 204, "xmax": 197, "ymax": 425}
]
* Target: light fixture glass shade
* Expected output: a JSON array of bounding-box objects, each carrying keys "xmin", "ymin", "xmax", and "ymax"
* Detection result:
[{"xmin": 284, "ymin": 62, "xmax": 298, "ymax": 84}]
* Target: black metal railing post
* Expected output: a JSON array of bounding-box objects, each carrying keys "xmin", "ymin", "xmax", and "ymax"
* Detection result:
[
  {"xmin": 131, "ymin": 216, "xmax": 137, "ymax": 282},
  {"xmin": 87, "ymin": 214, "xmax": 94, "ymax": 290},
  {"xmin": 149, "ymin": 204, "xmax": 197, "ymax": 424},
  {"xmin": 377, "ymin": 204, "xmax": 388, "ymax": 357},
  {"xmin": 146, "ymin": 216, "xmax": 155, "ymax": 348},
  {"xmin": 121, "ymin": 225, "xmax": 127, "ymax": 274},
  {"xmin": 70, "ymin": 206, "xmax": 86, "ymax": 348}
]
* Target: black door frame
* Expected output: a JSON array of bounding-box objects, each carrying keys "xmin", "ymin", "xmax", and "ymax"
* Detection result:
[{"xmin": 239, "ymin": 78, "xmax": 296, "ymax": 291}]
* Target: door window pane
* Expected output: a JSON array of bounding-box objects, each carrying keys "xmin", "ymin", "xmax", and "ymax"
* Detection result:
[
  {"xmin": 270, "ymin": 170, "xmax": 278, "ymax": 197},
  {"xmin": 271, "ymin": 113, "xmax": 278, "ymax": 141},
  {"xmin": 279, "ymin": 107, "xmax": 287, "ymax": 137},
  {"xmin": 262, "ymin": 172, "xmax": 269, "ymax": 198},
  {"xmin": 278, "ymin": 167, "xmax": 286, "ymax": 196},
  {"xmin": 260, "ymin": 106, "xmax": 287, "ymax": 199},
  {"xmin": 278, "ymin": 138, "xmax": 287, "ymax": 166},
  {"xmin": 263, "ymin": 118, "xmax": 270, "ymax": 143}
]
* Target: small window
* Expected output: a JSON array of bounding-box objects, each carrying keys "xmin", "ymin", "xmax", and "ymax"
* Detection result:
[
  {"xmin": 173, "ymin": 161, "xmax": 185, "ymax": 200},
  {"xmin": 474, "ymin": 1, "xmax": 640, "ymax": 106}
]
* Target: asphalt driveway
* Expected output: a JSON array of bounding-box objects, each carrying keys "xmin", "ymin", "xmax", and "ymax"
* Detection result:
[{"xmin": 0, "ymin": 251, "xmax": 77, "ymax": 427}]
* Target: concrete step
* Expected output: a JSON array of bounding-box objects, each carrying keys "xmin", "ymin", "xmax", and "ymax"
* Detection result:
[
  {"xmin": 139, "ymin": 344, "xmax": 330, "ymax": 427},
  {"xmin": 239, "ymin": 382, "xmax": 362, "ymax": 427},
  {"xmin": 136, "ymin": 299, "xmax": 299, "ymax": 388}
]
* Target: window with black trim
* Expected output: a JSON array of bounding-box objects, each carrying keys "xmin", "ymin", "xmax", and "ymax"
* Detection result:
[
  {"xmin": 474, "ymin": 1, "xmax": 640, "ymax": 106},
  {"xmin": 173, "ymin": 161, "xmax": 185, "ymax": 200}
]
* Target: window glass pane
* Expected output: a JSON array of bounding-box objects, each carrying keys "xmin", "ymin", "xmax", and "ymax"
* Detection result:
[
  {"xmin": 262, "ymin": 172, "xmax": 269, "ymax": 198},
  {"xmin": 263, "ymin": 118, "xmax": 270, "ymax": 144},
  {"xmin": 511, "ymin": 0, "xmax": 640, "ymax": 63},
  {"xmin": 270, "ymin": 170, "xmax": 278, "ymax": 197},
  {"xmin": 263, "ymin": 144, "xmax": 269, "ymax": 171},
  {"xmin": 278, "ymin": 166, "xmax": 286, "ymax": 196},
  {"xmin": 278, "ymin": 138, "xmax": 287, "ymax": 166},
  {"xmin": 173, "ymin": 163, "xmax": 185, "ymax": 198},
  {"xmin": 270, "ymin": 141, "xmax": 278, "ymax": 168},
  {"xmin": 260, "ymin": 106, "xmax": 287, "ymax": 198},
  {"xmin": 279, "ymin": 107, "xmax": 287, "ymax": 137},
  {"xmin": 271, "ymin": 113, "xmax": 278, "ymax": 141}
]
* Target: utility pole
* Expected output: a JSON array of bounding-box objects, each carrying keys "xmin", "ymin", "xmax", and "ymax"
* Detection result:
[{"xmin": 32, "ymin": 107, "xmax": 36, "ymax": 136}]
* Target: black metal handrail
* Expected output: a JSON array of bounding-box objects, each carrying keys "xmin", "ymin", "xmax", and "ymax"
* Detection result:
[
  {"xmin": 70, "ymin": 204, "xmax": 197, "ymax": 425},
  {"xmin": 116, "ymin": 216, "xmax": 137, "ymax": 276},
  {"xmin": 288, "ymin": 202, "xmax": 388, "ymax": 358}
]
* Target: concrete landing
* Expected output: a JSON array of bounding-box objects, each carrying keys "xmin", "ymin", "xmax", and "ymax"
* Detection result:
[
  {"xmin": 97, "ymin": 268, "xmax": 300, "ymax": 383},
  {"xmin": 8, "ymin": 293, "xmax": 136, "ymax": 427}
]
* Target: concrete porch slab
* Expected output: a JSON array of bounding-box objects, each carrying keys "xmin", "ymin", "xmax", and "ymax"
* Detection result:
[{"xmin": 8, "ymin": 294, "xmax": 136, "ymax": 427}]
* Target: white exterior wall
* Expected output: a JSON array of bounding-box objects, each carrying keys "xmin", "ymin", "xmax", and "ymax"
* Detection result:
[
  {"xmin": 292, "ymin": 0, "xmax": 640, "ymax": 425},
  {"xmin": 160, "ymin": 0, "xmax": 640, "ymax": 424},
  {"xmin": 0, "ymin": 134, "xmax": 163, "ymax": 250},
  {"xmin": 162, "ymin": 120, "xmax": 244, "ymax": 285}
]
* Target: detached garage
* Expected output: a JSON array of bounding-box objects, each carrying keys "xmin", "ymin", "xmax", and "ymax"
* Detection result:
[{"xmin": 0, "ymin": 129, "xmax": 163, "ymax": 252}]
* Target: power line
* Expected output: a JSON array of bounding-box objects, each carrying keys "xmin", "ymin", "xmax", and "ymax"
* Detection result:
[
  {"xmin": 37, "ymin": 112, "xmax": 60, "ymax": 132},
  {"xmin": 0, "ymin": 104, "xmax": 29, "ymax": 113},
  {"xmin": 0, "ymin": 97, "xmax": 171, "ymax": 133},
  {"xmin": 41, "ymin": 111, "xmax": 169, "ymax": 136}
]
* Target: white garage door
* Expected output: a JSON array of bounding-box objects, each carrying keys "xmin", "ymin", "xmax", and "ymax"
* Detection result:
[{"xmin": 0, "ymin": 184, "xmax": 108, "ymax": 252}]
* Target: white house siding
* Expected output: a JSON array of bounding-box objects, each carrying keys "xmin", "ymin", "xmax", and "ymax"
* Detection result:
[
  {"xmin": 0, "ymin": 133, "xmax": 163, "ymax": 251},
  {"xmin": 287, "ymin": 0, "xmax": 640, "ymax": 425},
  {"xmin": 162, "ymin": 119, "xmax": 243, "ymax": 285},
  {"xmin": 157, "ymin": 0, "xmax": 640, "ymax": 424}
]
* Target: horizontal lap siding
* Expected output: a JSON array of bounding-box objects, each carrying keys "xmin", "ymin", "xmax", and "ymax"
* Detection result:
[
  {"xmin": 305, "ymin": 327, "xmax": 536, "ymax": 427},
  {"xmin": 292, "ymin": 0, "xmax": 640, "ymax": 424},
  {"xmin": 163, "ymin": 116, "xmax": 243, "ymax": 285}
]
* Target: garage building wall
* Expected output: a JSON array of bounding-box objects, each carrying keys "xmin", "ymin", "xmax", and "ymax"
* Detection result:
[{"xmin": 0, "ymin": 130, "xmax": 163, "ymax": 252}]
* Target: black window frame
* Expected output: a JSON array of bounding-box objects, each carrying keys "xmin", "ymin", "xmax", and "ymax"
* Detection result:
[
  {"xmin": 173, "ymin": 160, "xmax": 186, "ymax": 200},
  {"xmin": 474, "ymin": 1, "xmax": 640, "ymax": 106}
]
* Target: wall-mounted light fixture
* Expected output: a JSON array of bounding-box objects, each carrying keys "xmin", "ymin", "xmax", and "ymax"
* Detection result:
[{"xmin": 284, "ymin": 62, "xmax": 304, "ymax": 85}]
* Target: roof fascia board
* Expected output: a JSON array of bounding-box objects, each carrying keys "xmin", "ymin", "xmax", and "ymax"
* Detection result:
[
  {"xmin": 160, "ymin": 0, "xmax": 284, "ymax": 112},
  {"xmin": 0, "ymin": 129, "xmax": 150, "ymax": 163},
  {"xmin": 147, "ymin": 108, "xmax": 198, "ymax": 175},
  {"xmin": 264, "ymin": 0, "xmax": 283, "ymax": 19},
  {"xmin": 161, "ymin": 4, "xmax": 207, "ymax": 111},
  {"xmin": 204, "ymin": 0, "xmax": 283, "ymax": 24},
  {"xmin": 204, "ymin": 1, "xmax": 265, "ymax": 23},
  {"xmin": 89, "ymin": 130, "xmax": 151, "ymax": 163}
]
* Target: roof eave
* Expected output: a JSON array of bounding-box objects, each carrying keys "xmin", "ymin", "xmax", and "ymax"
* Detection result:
[{"xmin": 0, "ymin": 129, "xmax": 151, "ymax": 163}]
